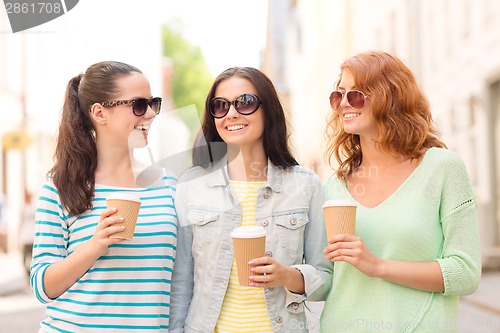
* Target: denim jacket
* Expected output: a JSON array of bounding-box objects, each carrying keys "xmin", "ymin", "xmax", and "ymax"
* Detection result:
[{"xmin": 170, "ymin": 156, "xmax": 333, "ymax": 333}]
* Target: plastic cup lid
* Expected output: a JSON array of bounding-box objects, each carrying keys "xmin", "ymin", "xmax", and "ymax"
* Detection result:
[
  {"xmin": 322, "ymin": 199, "xmax": 357, "ymax": 208},
  {"xmin": 231, "ymin": 226, "xmax": 267, "ymax": 238},
  {"xmin": 106, "ymin": 192, "xmax": 141, "ymax": 203}
]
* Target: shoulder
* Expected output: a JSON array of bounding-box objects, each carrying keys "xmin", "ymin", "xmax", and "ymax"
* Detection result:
[
  {"xmin": 322, "ymin": 174, "xmax": 347, "ymax": 199},
  {"xmin": 37, "ymin": 177, "xmax": 66, "ymax": 215},
  {"xmin": 423, "ymin": 148, "xmax": 468, "ymax": 171},
  {"xmin": 162, "ymin": 168, "xmax": 178, "ymax": 181},
  {"xmin": 423, "ymin": 148, "xmax": 474, "ymax": 195},
  {"xmin": 323, "ymin": 173, "xmax": 342, "ymax": 186},
  {"xmin": 177, "ymin": 165, "xmax": 213, "ymax": 185},
  {"xmin": 39, "ymin": 176, "xmax": 60, "ymax": 197},
  {"xmin": 161, "ymin": 168, "xmax": 178, "ymax": 188},
  {"xmin": 279, "ymin": 166, "xmax": 323, "ymax": 193},
  {"xmin": 136, "ymin": 166, "xmax": 177, "ymax": 188},
  {"xmin": 425, "ymin": 147, "xmax": 459, "ymax": 160},
  {"xmin": 285, "ymin": 165, "xmax": 321, "ymax": 181}
]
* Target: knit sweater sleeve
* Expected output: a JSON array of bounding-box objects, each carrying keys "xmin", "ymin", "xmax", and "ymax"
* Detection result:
[{"xmin": 434, "ymin": 151, "xmax": 481, "ymax": 297}]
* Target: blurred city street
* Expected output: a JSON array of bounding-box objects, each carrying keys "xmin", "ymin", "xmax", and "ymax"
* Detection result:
[
  {"xmin": 1, "ymin": 252, "xmax": 499, "ymax": 333},
  {"xmin": 0, "ymin": 288, "xmax": 44, "ymax": 333}
]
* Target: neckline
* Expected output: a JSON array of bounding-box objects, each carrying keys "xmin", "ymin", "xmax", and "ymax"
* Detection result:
[
  {"xmin": 95, "ymin": 183, "xmax": 145, "ymax": 191},
  {"xmin": 343, "ymin": 148, "xmax": 435, "ymax": 209}
]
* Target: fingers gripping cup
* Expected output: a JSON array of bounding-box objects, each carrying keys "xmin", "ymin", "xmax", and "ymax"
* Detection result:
[
  {"xmin": 106, "ymin": 193, "xmax": 141, "ymax": 240},
  {"xmin": 323, "ymin": 200, "xmax": 357, "ymax": 240},
  {"xmin": 231, "ymin": 226, "xmax": 267, "ymax": 287}
]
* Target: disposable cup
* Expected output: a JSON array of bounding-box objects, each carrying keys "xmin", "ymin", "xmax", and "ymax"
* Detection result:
[
  {"xmin": 231, "ymin": 226, "xmax": 267, "ymax": 287},
  {"xmin": 323, "ymin": 199, "xmax": 357, "ymax": 240},
  {"xmin": 106, "ymin": 193, "xmax": 141, "ymax": 240}
]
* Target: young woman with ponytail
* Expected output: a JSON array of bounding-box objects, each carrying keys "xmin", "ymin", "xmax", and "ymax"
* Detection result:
[{"xmin": 30, "ymin": 61, "xmax": 177, "ymax": 332}]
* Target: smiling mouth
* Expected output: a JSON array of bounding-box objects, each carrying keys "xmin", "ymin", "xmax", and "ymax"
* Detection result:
[
  {"xmin": 343, "ymin": 113, "xmax": 360, "ymax": 119},
  {"xmin": 134, "ymin": 124, "xmax": 149, "ymax": 131},
  {"xmin": 226, "ymin": 124, "xmax": 247, "ymax": 131}
]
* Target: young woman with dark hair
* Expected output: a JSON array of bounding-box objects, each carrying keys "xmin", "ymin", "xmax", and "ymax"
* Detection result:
[
  {"xmin": 193, "ymin": 66, "xmax": 298, "ymax": 169},
  {"xmin": 321, "ymin": 50, "xmax": 481, "ymax": 332},
  {"xmin": 30, "ymin": 61, "xmax": 177, "ymax": 332},
  {"xmin": 170, "ymin": 67, "xmax": 332, "ymax": 333}
]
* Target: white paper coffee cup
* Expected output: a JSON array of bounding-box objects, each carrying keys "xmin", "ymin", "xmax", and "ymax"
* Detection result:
[
  {"xmin": 323, "ymin": 199, "xmax": 357, "ymax": 240},
  {"xmin": 231, "ymin": 226, "xmax": 267, "ymax": 286}
]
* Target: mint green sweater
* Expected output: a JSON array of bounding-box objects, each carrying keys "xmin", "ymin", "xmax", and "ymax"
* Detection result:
[{"xmin": 321, "ymin": 148, "xmax": 481, "ymax": 333}]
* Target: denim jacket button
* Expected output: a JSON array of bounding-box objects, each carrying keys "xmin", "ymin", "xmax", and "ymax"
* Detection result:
[
  {"xmin": 261, "ymin": 220, "xmax": 269, "ymax": 227},
  {"xmin": 290, "ymin": 217, "xmax": 297, "ymax": 225},
  {"xmin": 197, "ymin": 215, "xmax": 203, "ymax": 222},
  {"xmin": 263, "ymin": 191, "xmax": 270, "ymax": 199},
  {"xmin": 292, "ymin": 302, "xmax": 299, "ymax": 310},
  {"xmin": 265, "ymin": 251, "xmax": 272, "ymax": 257},
  {"xmin": 275, "ymin": 316, "xmax": 283, "ymax": 323}
]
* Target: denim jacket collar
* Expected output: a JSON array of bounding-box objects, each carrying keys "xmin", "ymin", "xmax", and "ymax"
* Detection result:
[{"xmin": 206, "ymin": 155, "xmax": 283, "ymax": 193}]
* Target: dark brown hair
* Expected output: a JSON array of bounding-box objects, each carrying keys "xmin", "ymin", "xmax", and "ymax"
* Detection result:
[
  {"xmin": 193, "ymin": 67, "xmax": 298, "ymax": 169},
  {"xmin": 324, "ymin": 50, "xmax": 446, "ymax": 179},
  {"xmin": 50, "ymin": 61, "xmax": 142, "ymax": 215}
]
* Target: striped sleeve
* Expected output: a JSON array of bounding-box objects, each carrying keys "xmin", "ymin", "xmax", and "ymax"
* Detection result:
[{"xmin": 30, "ymin": 179, "xmax": 69, "ymax": 304}]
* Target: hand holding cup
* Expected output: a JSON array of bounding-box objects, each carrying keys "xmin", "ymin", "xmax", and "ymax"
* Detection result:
[
  {"xmin": 106, "ymin": 193, "xmax": 141, "ymax": 240},
  {"xmin": 231, "ymin": 226, "xmax": 266, "ymax": 287}
]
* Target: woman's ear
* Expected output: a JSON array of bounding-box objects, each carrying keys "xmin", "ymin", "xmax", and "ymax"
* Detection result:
[{"xmin": 89, "ymin": 103, "xmax": 107, "ymax": 125}]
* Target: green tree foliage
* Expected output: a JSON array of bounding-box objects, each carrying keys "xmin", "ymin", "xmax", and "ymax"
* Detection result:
[{"xmin": 162, "ymin": 22, "xmax": 213, "ymax": 139}]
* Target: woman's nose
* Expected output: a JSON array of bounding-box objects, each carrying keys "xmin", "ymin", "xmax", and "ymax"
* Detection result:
[{"xmin": 225, "ymin": 104, "xmax": 239, "ymax": 118}]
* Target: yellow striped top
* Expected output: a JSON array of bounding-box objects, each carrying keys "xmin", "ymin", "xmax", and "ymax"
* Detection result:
[{"xmin": 215, "ymin": 180, "xmax": 273, "ymax": 333}]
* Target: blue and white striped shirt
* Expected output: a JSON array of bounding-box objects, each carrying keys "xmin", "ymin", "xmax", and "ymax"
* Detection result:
[{"xmin": 31, "ymin": 171, "xmax": 177, "ymax": 332}]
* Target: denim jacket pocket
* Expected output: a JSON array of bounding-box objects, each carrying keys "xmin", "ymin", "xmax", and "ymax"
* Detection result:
[
  {"xmin": 187, "ymin": 209, "xmax": 220, "ymax": 256},
  {"xmin": 274, "ymin": 211, "xmax": 309, "ymax": 258},
  {"xmin": 187, "ymin": 209, "xmax": 219, "ymax": 226}
]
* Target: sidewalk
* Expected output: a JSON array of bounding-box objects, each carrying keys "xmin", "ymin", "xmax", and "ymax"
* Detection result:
[
  {"xmin": 461, "ymin": 270, "xmax": 500, "ymax": 316},
  {"xmin": 0, "ymin": 252, "xmax": 28, "ymax": 296}
]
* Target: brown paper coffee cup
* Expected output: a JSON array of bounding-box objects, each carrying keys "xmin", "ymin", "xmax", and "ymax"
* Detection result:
[
  {"xmin": 323, "ymin": 200, "xmax": 357, "ymax": 240},
  {"xmin": 106, "ymin": 193, "xmax": 141, "ymax": 240},
  {"xmin": 231, "ymin": 226, "xmax": 266, "ymax": 287}
]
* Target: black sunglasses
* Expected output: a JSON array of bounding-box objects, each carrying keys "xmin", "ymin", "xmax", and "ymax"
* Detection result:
[
  {"xmin": 329, "ymin": 90, "xmax": 367, "ymax": 110},
  {"xmin": 100, "ymin": 97, "xmax": 162, "ymax": 116},
  {"xmin": 209, "ymin": 93, "xmax": 261, "ymax": 118}
]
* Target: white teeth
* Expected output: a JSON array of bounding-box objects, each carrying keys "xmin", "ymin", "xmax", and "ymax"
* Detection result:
[
  {"xmin": 135, "ymin": 125, "xmax": 149, "ymax": 131},
  {"xmin": 344, "ymin": 113, "xmax": 360, "ymax": 119},
  {"xmin": 227, "ymin": 124, "xmax": 246, "ymax": 131}
]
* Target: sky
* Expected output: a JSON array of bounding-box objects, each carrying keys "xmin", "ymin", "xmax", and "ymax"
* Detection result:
[{"xmin": 157, "ymin": 0, "xmax": 269, "ymax": 76}]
